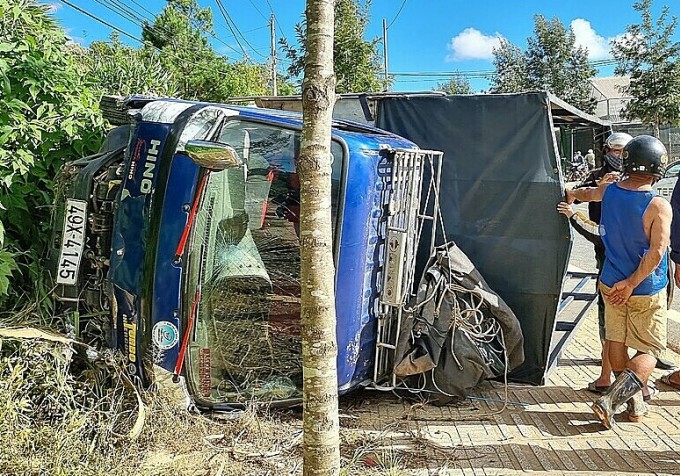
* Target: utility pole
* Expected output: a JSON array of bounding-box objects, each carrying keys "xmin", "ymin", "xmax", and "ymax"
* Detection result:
[
  {"xmin": 382, "ymin": 18, "xmax": 389, "ymax": 91},
  {"xmin": 270, "ymin": 13, "xmax": 278, "ymax": 96}
]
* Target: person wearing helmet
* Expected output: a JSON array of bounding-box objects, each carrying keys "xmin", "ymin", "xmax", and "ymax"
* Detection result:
[
  {"xmin": 571, "ymin": 150, "xmax": 584, "ymax": 167},
  {"xmin": 603, "ymin": 132, "xmax": 634, "ymax": 171},
  {"xmin": 566, "ymin": 135, "xmax": 672, "ymax": 429},
  {"xmin": 570, "ymin": 131, "xmax": 633, "ymax": 396}
]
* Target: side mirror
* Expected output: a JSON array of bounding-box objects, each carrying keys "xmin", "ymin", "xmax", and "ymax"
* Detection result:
[{"xmin": 185, "ymin": 140, "xmax": 242, "ymax": 170}]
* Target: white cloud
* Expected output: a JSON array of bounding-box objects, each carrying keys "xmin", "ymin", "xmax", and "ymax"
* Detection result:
[
  {"xmin": 62, "ymin": 28, "xmax": 85, "ymax": 46},
  {"xmin": 446, "ymin": 28, "xmax": 503, "ymax": 62},
  {"xmin": 570, "ymin": 19, "xmax": 625, "ymax": 60},
  {"xmin": 42, "ymin": 1, "xmax": 62, "ymax": 14}
]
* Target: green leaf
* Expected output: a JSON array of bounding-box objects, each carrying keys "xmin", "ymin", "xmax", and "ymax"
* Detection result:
[
  {"xmin": 0, "ymin": 0, "xmax": 107, "ymax": 308},
  {"xmin": 0, "ymin": 74, "xmax": 10, "ymax": 95},
  {"xmin": 0, "ymin": 126, "xmax": 12, "ymax": 147},
  {"xmin": 28, "ymin": 84, "xmax": 38, "ymax": 100},
  {"xmin": 0, "ymin": 250, "xmax": 18, "ymax": 297}
]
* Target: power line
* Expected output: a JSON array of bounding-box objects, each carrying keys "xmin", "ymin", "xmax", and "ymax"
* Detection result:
[
  {"xmin": 109, "ymin": 0, "xmax": 256, "ymax": 61},
  {"xmin": 65, "ymin": 0, "xmax": 272, "ymax": 68},
  {"xmin": 60, "ymin": 0, "xmax": 202, "ymax": 74},
  {"xmin": 126, "ymin": 0, "xmax": 156, "ymax": 21},
  {"xmin": 390, "ymin": 58, "xmax": 618, "ymax": 80},
  {"xmin": 247, "ymin": 0, "xmax": 268, "ymax": 21},
  {"xmin": 60, "ymin": 0, "xmax": 242, "ymax": 78},
  {"xmin": 96, "ymin": 0, "xmax": 242, "ymax": 59},
  {"xmin": 93, "ymin": 0, "xmax": 148, "ymax": 30},
  {"xmin": 109, "ymin": 0, "xmax": 150, "ymax": 23},
  {"xmin": 214, "ymin": 0, "xmax": 268, "ymax": 59},
  {"xmin": 242, "ymin": 25, "xmax": 270, "ymax": 34},
  {"xmin": 264, "ymin": 0, "xmax": 286, "ymax": 38},
  {"xmin": 391, "ymin": 71, "xmax": 495, "ymax": 79},
  {"xmin": 60, "ymin": 0, "xmax": 143, "ymax": 44},
  {"xmin": 393, "ymin": 78, "xmax": 460, "ymax": 84},
  {"xmin": 214, "ymin": 0, "xmax": 254, "ymax": 61},
  {"xmin": 386, "ymin": 0, "xmax": 407, "ymax": 30}
]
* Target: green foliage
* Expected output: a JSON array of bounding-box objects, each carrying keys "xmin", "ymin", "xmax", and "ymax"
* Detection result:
[
  {"xmin": 276, "ymin": 74, "xmax": 299, "ymax": 95},
  {"xmin": 0, "ymin": 0, "xmax": 104, "ymax": 306},
  {"xmin": 491, "ymin": 39, "xmax": 527, "ymax": 94},
  {"xmin": 436, "ymin": 75, "xmax": 473, "ymax": 94},
  {"xmin": 0, "ymin": 250, "xmax": 17, "ymax": 296},
  {"xmin": 280, "ymin": 0, "xmax": 387, "ymax": 93},
  {"xmin": 142, "ymin": 0, "xmax": 268, "ymax": 101},
  {"xmin": 490, "ymin": 15, "xmax": 597, "ymax": 112},
  {"xmin": 84, "ymin": 34, "xmax": 178, "ymax": 97},
  {"xmin": 611, "ymin": 0, "xmax": 680, "ymax": 134}
]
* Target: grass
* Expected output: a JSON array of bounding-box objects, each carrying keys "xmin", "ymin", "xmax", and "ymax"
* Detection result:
[{"xmin": 0, "ymin": 312, "xmax": 462, "ymax": 476}]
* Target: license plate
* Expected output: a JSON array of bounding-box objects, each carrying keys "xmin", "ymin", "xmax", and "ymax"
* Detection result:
[{"xmin": 56, "ymin": 199, "xmax": 88, "ymax": 285}]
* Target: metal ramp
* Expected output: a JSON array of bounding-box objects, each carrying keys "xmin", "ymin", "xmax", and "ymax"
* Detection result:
[
  {"xmin": 372, "ymin": 148, "xmax": 443, "ymax": 390},
  {"xmin": 547, "ymin": 269, "xmax": 599, "ymax": 375}
]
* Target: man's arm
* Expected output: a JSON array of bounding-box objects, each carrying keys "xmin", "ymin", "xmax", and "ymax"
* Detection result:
[
  {"xmin": 609, "ymin": 197, "xmax": 672, "ymax": 304},
  {"xmin": 565, "ymin": 179, "xmax": 614, "ymax": 204},
  {"xmin": 556, "ymin": 202, "xmax": 603, "ymax": 247},
  {"xmin": 570, "ymin": 211, "xmax": 603, "ymax": 247}
]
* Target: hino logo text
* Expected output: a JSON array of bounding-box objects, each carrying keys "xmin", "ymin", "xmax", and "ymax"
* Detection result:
[{"xmin": 140, "ymin": 139, "xmax": 161, "ymax": 194}]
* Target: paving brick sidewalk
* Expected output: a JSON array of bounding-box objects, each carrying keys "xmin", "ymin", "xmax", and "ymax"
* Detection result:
[{"xmin": 340, "ymin": 310, "xmax": 680, "ymax": 475}]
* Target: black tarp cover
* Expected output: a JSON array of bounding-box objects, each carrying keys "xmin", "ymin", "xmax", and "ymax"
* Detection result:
[{"xmin": 377, "ymin": 92, "xmax": 570, "ymax": 385}]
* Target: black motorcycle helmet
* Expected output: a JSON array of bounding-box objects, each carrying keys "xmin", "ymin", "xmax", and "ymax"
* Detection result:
[{"xmin": 622, "ymin": 135, "xmax": 668, "ymax": 178}]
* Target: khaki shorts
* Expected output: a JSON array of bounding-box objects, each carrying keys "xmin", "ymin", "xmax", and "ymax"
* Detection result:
[{"xmin": 599, "ymin": 283, "xmax": 667, "ymax": 358}]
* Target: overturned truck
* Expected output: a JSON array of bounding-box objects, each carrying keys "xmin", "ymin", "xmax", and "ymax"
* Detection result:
[
  {"xmin": 50, "ymin": 92, "xmax": 606, "ymax": 409},
  {"xmin": 259, "ymin": 91, "xmax": 612, "ymax": 385}
]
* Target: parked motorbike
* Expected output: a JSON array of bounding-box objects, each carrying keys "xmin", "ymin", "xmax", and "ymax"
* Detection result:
[{"xmin": 565, "ymin": 161, "xmax": 590, "ymax": 183}]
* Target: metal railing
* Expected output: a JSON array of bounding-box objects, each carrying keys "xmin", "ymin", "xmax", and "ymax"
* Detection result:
[{"xmin": 372, "ymin": 148, "xmax": 443, "ymax": 390}]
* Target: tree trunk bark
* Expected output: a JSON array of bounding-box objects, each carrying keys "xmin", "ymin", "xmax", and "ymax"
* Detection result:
[{"xmin": 299, "ymin": 1, "xmax": 339, "ymax": 475}]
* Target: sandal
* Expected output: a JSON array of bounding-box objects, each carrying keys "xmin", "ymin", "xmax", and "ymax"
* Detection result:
[
  {"xmin": 643, "ymin": 383, "xmax": 658, "ymax": 402},
  {"xmin": 587, "ymin": 381, "xmax": 609, "ymax": 394},
  {"xmin": 656, "ymin": 357, "xmax": 677, "ymax": 370},
  {"xmin": 658, "ymin": 371, "xmax": 680, "ymax": 390}
]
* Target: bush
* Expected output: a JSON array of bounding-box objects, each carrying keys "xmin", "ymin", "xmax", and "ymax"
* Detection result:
[{"xmin": 0, "ymin": 0, "xmax": 104, "ymax": 309}]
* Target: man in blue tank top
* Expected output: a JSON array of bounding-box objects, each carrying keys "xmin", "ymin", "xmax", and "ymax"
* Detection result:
[{"xmin": 566, "ymin": 135, "xmax": 671, "ymax": 429}]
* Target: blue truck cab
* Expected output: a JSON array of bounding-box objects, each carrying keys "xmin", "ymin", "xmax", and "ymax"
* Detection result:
[{"xmin": 50, "ymin": 98, "xmax": 434, "ymax": 409}]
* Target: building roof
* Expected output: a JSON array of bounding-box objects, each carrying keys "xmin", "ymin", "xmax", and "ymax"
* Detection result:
[{"xmin": 590, "ymin": 76, "xmax": 630, "ymax": 99}]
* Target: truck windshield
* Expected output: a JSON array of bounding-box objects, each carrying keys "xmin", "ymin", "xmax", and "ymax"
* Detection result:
[{"xmin": 185, "ymin": 120, "xmax": 343, "ymax": 405}]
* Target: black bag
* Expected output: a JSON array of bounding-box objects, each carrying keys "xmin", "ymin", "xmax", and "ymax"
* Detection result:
[{"xmin": 393, "ymin": 242, "xmax": 524, "ymax": 402}]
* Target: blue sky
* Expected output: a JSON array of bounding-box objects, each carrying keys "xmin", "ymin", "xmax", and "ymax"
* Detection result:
[{"xmin": 47, "ymin": 0, "xmax": 680, "ymax": 92}]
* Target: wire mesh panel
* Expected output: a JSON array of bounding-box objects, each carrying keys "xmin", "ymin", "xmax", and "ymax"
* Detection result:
[{"xmin": 373, "ymin": 149, "xmax": 443, "ymax": 389}]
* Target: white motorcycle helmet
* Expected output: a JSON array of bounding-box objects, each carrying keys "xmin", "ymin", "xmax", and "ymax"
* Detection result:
[{"xmin": 604, "ymin": 132, "xmax": 633, "ymax": 170}]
